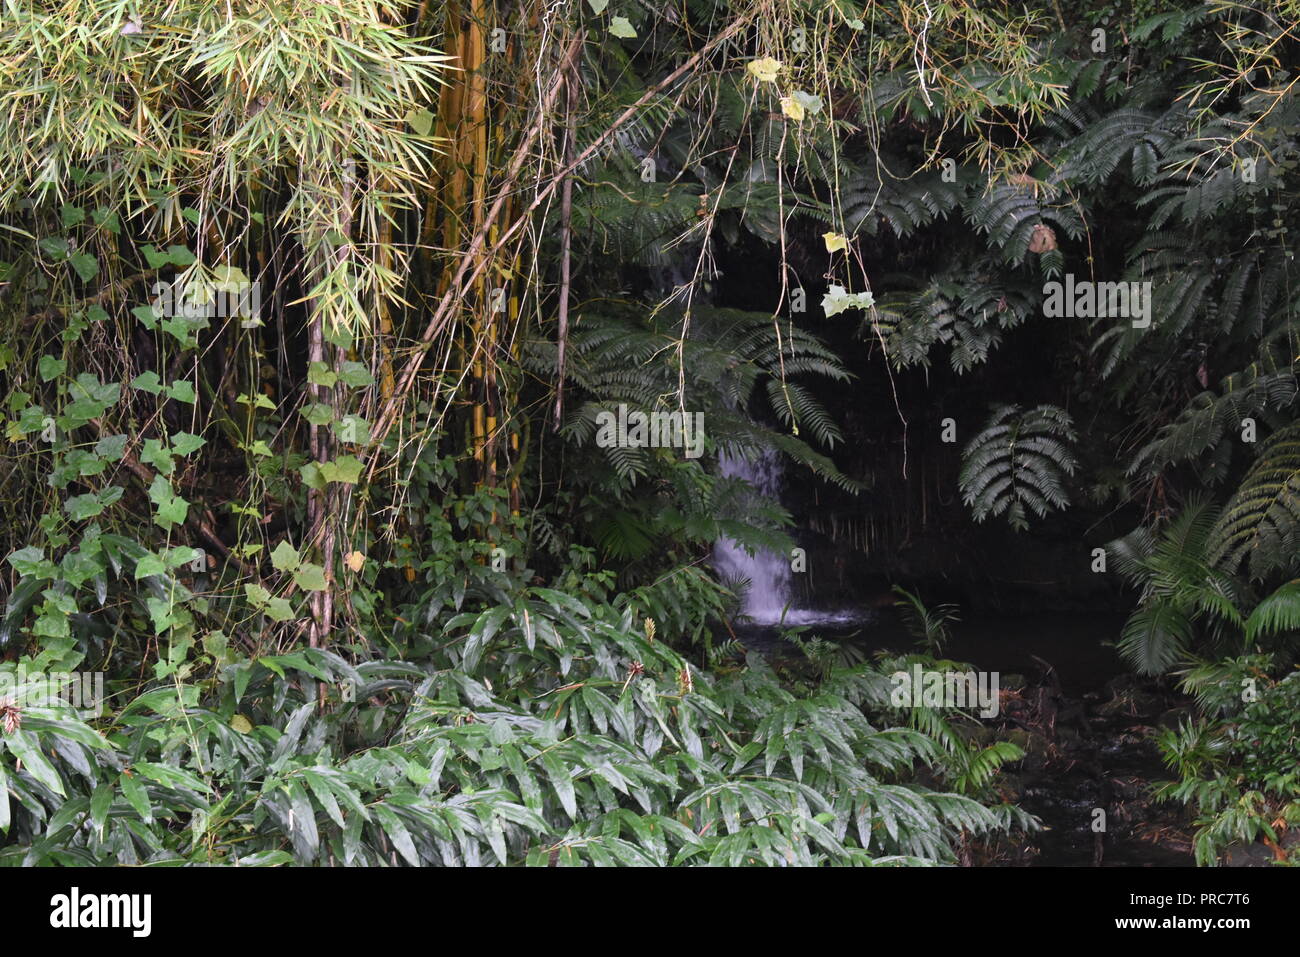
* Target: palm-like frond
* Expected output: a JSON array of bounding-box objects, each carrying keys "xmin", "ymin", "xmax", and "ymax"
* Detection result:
[
  {"xmin": 959, "ymin": 404, "xmax": 1078, "ymax": 530},
  {"xmin": 1210, "ymin": 422, "xmax": 1300, "ymax": 579}
]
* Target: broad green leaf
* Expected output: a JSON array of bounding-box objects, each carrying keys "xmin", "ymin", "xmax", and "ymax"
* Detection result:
[
  {"xmin": 270, "ymin": 540, "xmax": 301, "ymax": 571},
  {"xmin": 293, "ymin": 563, "xmax": 328, "ymax": 591}
]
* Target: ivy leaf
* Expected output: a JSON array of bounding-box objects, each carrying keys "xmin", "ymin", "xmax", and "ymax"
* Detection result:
[
  {"xmin": 131, "ymin": 371, "xmax": 163, "ymax": 394},
  {"xmin": 155, "ymin": 496, "xmax": 189, "ymax": 529},
  {"xmin": 64, "ymin": 486, "xmax": 123, "ymax": 522},
  {"xmin": 38, "ymin": 355, "xmax": 66, "ymax": 381},
  {"xmin": 307, "ymin": 362, "xmax": 338, "ymax": 388},
  {"xmin": 165, "ymin": 244, "xmax": 196, "ymax": 266},
  {"xmin": 95, "ymin": 434, "xmax": 128, "ymax": 461},
  {"xmin": 821, "ymin": 284, "xmax": 875, "ymax": 317},
  {"xmin": 318, "ymin": 455, "xmax": 363, "ymax": 485},
  {"xmin": 145, "ymin": 595, "xmax": 181, "ymax": 634},
  {"xmin": 64, "ymin": 493, "xmax": 100, "ymax": 520},
  {"xmin": 166, "ymin": 380, "xmax": 196, "ymax": 404},
  {"xmin": 337, "ymin": 362, "xmax": 374, "ymax": 388},
  {"xmin": 587, "ymin": 0, "xmax": 608, "ymax": 11},
  {"xmin": 70, "ymin": 252, "xmax": 99, "ymax": 282},
  {"xmin": 609, "ymin": 16, "xmax": 637, "ymax": 39},
  {"xmin": 332, "ymin": 415, "xmax": 371, "ymax": 444},
  {"xmin": 141, "ymin": 245, "xmax": 170, "ymax": 269},
  {"xmin": 791, "ymin": 90, "xmax": 824, "ymax": 115},
  {"xmin": 270, "ymin": 540, "xmax": 301, "ymax": 571},
  {"xmin": 141, "ymin": 438, "xmax": 175, "ymax": 475},
  {"xmin": 132, "ymin": 305, "xmax": 159, "ymax": 329},
  {"xmin": 134, "ymin": 553, "xmax": 167, "ymax": 579},
  {"xmin": 293, "ymin": 563, "xmax": 328, "ymax": 591},
  {"xmin": 747, "ymin": 58, "xmax": 782, "ymax": 82},
  {"xmin": 171, "ymin": 432, "xmax": 206, "ymax": 456},
  {"xmin": 264, "ymin": 597, "xmax": 296, "ymax": 622},
  {"xmin": 405, "ymin": 108, "xmax": 434, "ymax": 136},
  {"xmin": 822, "ymin": 232, "xmax": 848, "ymax": 253},
  {"xmin": 237, "ymin": 392, "xmax": 277, "ymax": 410},
  {"xmin": 299, "ymin": 462, "xmax": 326, "ymax": 491},
  {"xmin": 301, "ymin": 402, "xmax": 335, "ymax": 426},
  {"xmin": 164, "ymin": 546, "xmax": 202, "ymax": 569},
  {"xmin": 8, "ymin": 546, "xmax": 53, "ymax": 577},
  {"xmin": 244, "ymin": 584, "xmax": 295, "ymax": 623},
  {"xmin": 147, "ymin": 475, "xmax": 189, "ymax": 529},
  {"xmin": 39, "ymin": 237, "xmax": 70, "ymax": 261}
]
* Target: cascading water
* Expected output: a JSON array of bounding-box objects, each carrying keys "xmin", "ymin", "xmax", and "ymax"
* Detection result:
[
  {"xmin": 713, "ymin": 448, "xmax": 866, "ymax": 627},
  {"xmin": 713, "ymin": 448, "xmax": 795, "ymax": 624}
]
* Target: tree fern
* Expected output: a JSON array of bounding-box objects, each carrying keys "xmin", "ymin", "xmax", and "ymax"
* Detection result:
[
  {"xmin": 1244, "ymin": 580, "xmax": 1300, "ymax": 644},
  {"xmin": 1209, "ymin": 422, "xmax": 1300, "ymax": 579},
  {"xmin": 959, "ymin": 404, "xmax": 1079, "ymax": 530}
]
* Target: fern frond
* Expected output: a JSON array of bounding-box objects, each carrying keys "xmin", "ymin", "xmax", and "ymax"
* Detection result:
[
  {"xmin": 1210, "ymin": 422, "xmax": 1300, "ymax": 579},
  {"xmin": 1245, "ymin": 580, "xmax": 1300, "ymax": 643},
  {"xmin": 959, "ymin": 404, "xmax": 1079, "ymax": 530}
]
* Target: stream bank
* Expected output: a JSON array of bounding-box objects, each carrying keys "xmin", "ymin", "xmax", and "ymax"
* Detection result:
[{"xmin": 737, "ymin": 610, "xmax": 1198, "ymax": 866}]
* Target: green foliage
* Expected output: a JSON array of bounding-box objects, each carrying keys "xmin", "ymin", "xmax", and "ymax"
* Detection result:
[
  {"xmin": 892, "ymin": 586, "xmax": 960, "ymax": 656},
  {"xmin": 0, "ymin": 571, "xmax": 1034, "ymax": 865},
  {"xmin": 1155, "ymin": 667, "xmax": 1300, "ymax": 866},
  {"xmin": 1109, "ymin": 499, "xmax": 1244, "ymax": 675},
  {"xmin": 1210, "ymin": 422, "xmax": 1300, "ymax": 580},
  {"xmin": 959, "ymin": 404, "xmax": 1078, "ymax": 531},
  {"xmin": 2, "ymin": 0, "xmax": 1299, "ymax": 871}
]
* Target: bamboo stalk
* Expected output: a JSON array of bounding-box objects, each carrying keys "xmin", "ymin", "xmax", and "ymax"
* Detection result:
[{"xmin": 367, "ymin": 18, "xmax": 750, "ymax": 459}]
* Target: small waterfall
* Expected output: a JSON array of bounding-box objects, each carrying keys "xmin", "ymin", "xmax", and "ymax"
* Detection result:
[
  {"xmin": 713, "ymin": 448, "xmax": 796, "ymax": 624},
  {"xmin": 713, "ymin": 448, "xmax": 865, "ymax": 627}
]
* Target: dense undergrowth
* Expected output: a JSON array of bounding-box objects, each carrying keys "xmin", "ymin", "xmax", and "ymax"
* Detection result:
[{"xmin": 1, "ymin": 541, "xmax": 1034, "ymax": 864}]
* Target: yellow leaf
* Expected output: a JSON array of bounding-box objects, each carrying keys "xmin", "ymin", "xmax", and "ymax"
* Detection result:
[
  {"xmin": 345, "ymin": 549, "xmax": 366, "ymax": 572},
  {"xmin": 780, "ymin": 95, "xmax": 805, "ymax": 122},
  {"xmin": 231, "ymin": 714, "xmax": 252, "ymax": 734},
  {"xmin": 746, "ymin": 57, "xmax": 782, "ymax": 82},
  {"xmin": 822, "ymin": 232, "xmax": 848, "ymax": 252}
]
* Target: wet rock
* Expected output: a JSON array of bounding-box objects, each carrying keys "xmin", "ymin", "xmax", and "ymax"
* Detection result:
[{"xmin": 1224, "ymin": 841, "xmax": 1276, "ymax": 867}]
